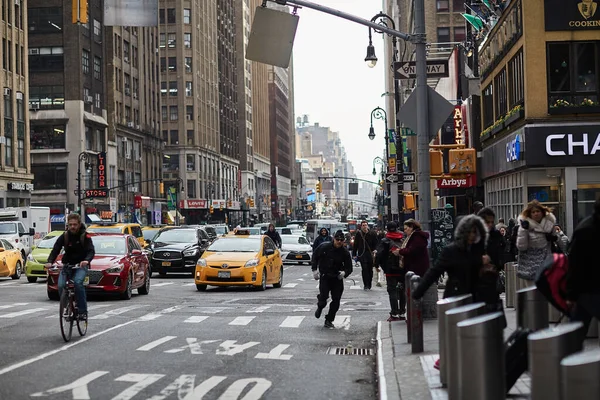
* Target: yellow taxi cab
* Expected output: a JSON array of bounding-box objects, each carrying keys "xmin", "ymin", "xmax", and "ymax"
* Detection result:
[
  {"xmin": 0, "ymin": 238, "xmax": 24, "ymax": 280},
  {"xmin": 194, "ymin": 229, "xmax": 283, "ymax": 291},
  {"xmin": 87, "ymin": 222, "xmax": 147, "ymax": 248},
  {"xmin": 142, "ymin": 225, "xmax": 168, "ymax": 245}
]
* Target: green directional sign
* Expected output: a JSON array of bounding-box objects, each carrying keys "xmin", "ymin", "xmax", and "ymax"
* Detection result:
[
  {"xmin": 400, "ymin": 127, "xmax": 416, "ymax": 136},
  {"xmin": 167, "ymin": 187, "xmax": 176, "ymax": 210}
]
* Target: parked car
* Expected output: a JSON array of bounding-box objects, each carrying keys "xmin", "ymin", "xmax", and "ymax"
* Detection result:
[
  {"xmin": 0, "ymin": 238, "xmax": 24, "ymax": 280},
  {"xmin": 25, "ymin": 230, "xmax": 63, "ymax": 282},
  {"xmin": 280, "ymin": 234, "xmax": 312, "ymax": 264},
  {"xmin": 149, "ymin": 226, "xmax": 211, "ymax": 277},
  {"xmin": 87, "ymin": 222, "xmax": 146, "ymax": 248},
  {"xmin": 46, "ymin": 234, "xmax": 150, "ymax": 300}
]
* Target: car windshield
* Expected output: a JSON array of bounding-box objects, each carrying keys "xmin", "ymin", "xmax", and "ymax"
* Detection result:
[
  {"xmin": 207, "ymin": 237, "xmax": 261, "ymax": 252},
  {"xmin": 87, "ymin": 227, "xmax": 122, "ymax": 234},
  {"xmin": 92, "ymin": 237, "xmax": 126, "ymax": 255},
  {"xmin": 143, "ymin": 230, "xmax": 158, "ymax": 241},
  {"xmin": 154, "ymin": 229, "xmax": 197, "ymax": 244},
  {"xmin": 281, "ymin": 236, "xmax": 307, "ymax": 245},
  {"xmin": 0, "ymin": 223, "xmax": 17, "ymax": 234},
  {"xmin": 213, "ymin": 226, "xmax": 228, "ymax": 235},
  {"xmin": 37, "ymin": 235, "xmax": 60, "ymax": 249}
]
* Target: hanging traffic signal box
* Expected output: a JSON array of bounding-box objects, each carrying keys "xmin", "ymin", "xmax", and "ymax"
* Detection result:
[
  {"xmin": 404, "ymin": 193, "xmax": 416, "ymax": 211},
  {"xmin": 227, "ymin": 199, "xmax": 232, "ymax": 208},
  {"xmin": 72, "ymin": 0, "xmax": 88, "ymax": 24},
  {"xmin": 449, "ymin": 148, "xmax": 476, "ymax": 175},
  {"xmin": 316, "ymin": 181, "xmax": 322, "ymax": 193},
  {"xmin": 209, "ymin": 206, "xmax": 214, "ymax": 214},
  {"xmin": 250, "ymin": 198, "xmax": 255, "ymax": 207},
  {"xmin": 159, "ymin": 182, "xmax": 164, "ymax": 194},
  {"xmin": 219, "ymin": 203, "xmax": 223, "ymax": 211},
  {"xmin": 430, "ymin": 150, "xmax": 444, "ymax": 176}
]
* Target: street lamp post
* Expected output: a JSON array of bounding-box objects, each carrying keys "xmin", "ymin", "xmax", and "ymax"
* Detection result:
[
  {"xmin": 77, "ymin": 152, "xmax": 92, "ymax": 222},
  {"xmin": 174, "ymin": 178, "xmax": 183, "ymax": 226},
  {"xmin": 369, "ymin": 107, "xmax": 391, "ymax": 223},
  {"xmin": 206, "ymin": 183, "xmax": 215, "ymax": 223}
]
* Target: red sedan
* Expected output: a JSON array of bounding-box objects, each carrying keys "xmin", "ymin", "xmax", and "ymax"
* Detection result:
[{"xmin": 47, "ymin": 234, "xmax": 150, "ymax": 300}]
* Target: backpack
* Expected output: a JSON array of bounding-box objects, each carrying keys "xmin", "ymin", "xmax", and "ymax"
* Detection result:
[{"xmin": 535, "ymin": 253, "xmax": 569, "ymax": 315}]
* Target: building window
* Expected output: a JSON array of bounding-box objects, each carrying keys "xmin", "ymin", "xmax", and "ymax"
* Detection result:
[
  {"xmin": 169, "ymin": 130, "xmax": 178, "ymax": 145},
  {"xmin": 436, "ymin": 1, "xmax": 449, "ymax": 11},
  {"xmin": 187, "ymin": 130, "xmax": 194, "ymax": 145},
  {"xmin": 168, "ymin": 33, "xmax": 176, "ymax": 48},
  {"xmin": 508, "ymin": 48, "xmax": 524, "ymax": 108},
  {"xmin": 163, "ymin": 154, "xmax": 179, "ymax": 172},
  {"xmin": 29, "ymin": 86, "xmax": 65, "ymax": 109},
  {"xmin": 29, "ymin": 46, "xmax": 64, "ymax": 72},
  {"xmin": 5, "ymin": 132, "xmax": 12, "ymax": 167},
  {"xmin": 437, "ymin": 27, "xmax": 450, "ymax": 43},
  {"xmin": 17, "ymin": 138, "xmax": 24, "ymax": 168},
  {"xmin": 183, "ymin": 33, "xmax": 191, "ymax": 49},
  {"xmin": 452, "ymin": 0, "xmax": 464, "ymax": 11},
  {"xmin": 93, "ymin": 19, "xmax": 101, "ymax": 39},
  {"xmin": 187, "ymin": 180, "xmax": 196, "ymax": 198},
  {"xmin": 184, "ymin": 9, "xmax": 191, "ymax": 24},
  {"xmin": 32, "ymin": 164, "xmax": 67, "ymax": 190},
  {"xmin": 167, "ymin": 8, "xmax": 176, "ymax": 24},
  {"xmin": 95, "ymin": 93, "xmax": 101, "ymax": 109},
  {"xmin": 547, "ymin": 41, "xmax": 599, "ymax": 107},
  {"xmin": 160, "ymin": 81, "xmax": 167, "ymax": 96},
  {"xmin": 28, "ymin": 7, "xmax": 62, "ymax": 34},
  {"xmin": 93, "ymin": 56, "xmax": 102, "ymax": 80},
  {"xmin": 185, "ymin": 106, "xmax": 193, "ymax": 121},
  {"xmin": 186, "ymin": 154, "xmax": 196, "ymax": 171},
  {"xmin": 159, "ymin": 33, "xmax": 166, "ymax": 48},
  {"xmin": 82, "ymin": 49, "xmax": 90, "ymax": 74},
  {"xmin": 161, "ymin": 105, "xmax": 167, "ymax": 120},
  {"xmin": 159, "ymin": 9, "xmax": 165, "ymax": 24},
  {"xmin": 185, "ymin": 81, "xmax": 193, "ymax": 97},
  {"xmin": 85, "ymin": 126, "xmax": 93, "ymax": 150},
  {"xmin": 16, "ymin": 96, "xmax": 23, "ymax": 121},
  {"xmin": 169, "ymin": 81, "xmax": 177, "ymax": 96},
  {"xmin": 160, "ymin": 57, "xmax": 166, "ymax": 72},
  {"xmin": 168, "ymin": 57, "xmax": 176, "ymax": 71},
  {"xmin": 124, "ymin": 73, "xmax": 131, "ymax": 95},
  {"xmin": 123, "ymin": 41, "xmax": 130, "ymax": 62},
  {"xmin": 454, "ymin": 27, "xmax": 466, "ymax": 42},
  {"xmin": 169, "ymin": 106, "xmax": 178, "ymax": 121},
  {"xmin": 482, "ymin": 83, "xmax": 494, "ymax": 128},
  {"xmin": 494, "ymin": 68, "xmax": 508, "ymax": 118},
  {"xmin": 185, "ymin": 57, "xmax": 192, "ymax": 73},
  {"xmin": 30, "ymin": 125, "xmax": 66, "ymax": 149}
]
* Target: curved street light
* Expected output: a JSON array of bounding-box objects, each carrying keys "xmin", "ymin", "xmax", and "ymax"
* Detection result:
[
  {"xmin": 369, "ymin": 106, "xmax": 387, "ymax": 141},
  {"xmin": 372, "ymin": 156, "xmax": 385, "ymax": 175}
]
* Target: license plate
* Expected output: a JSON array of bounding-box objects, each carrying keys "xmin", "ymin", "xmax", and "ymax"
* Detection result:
[
  {"xmin": 217, "ymin": 271, "xmax": 231, "ymax": 279},
  {"xmin": 83, "ymin": 276, "xmax": 89, "ymax": 286},
  {"xmin": 162, "ymin": 262, "xmax": 171, "ymax": 267},
  {"xmin": 295, "ymin": 255, "xmax": 303, "ymax": 259}
]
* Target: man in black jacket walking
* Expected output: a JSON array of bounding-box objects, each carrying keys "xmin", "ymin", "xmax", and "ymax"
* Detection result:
[
  {"xmin": 265, "ymin": 223, "xmax": 281, "ymax": 248},
  {"xmin": 352, "ymin": 220, "xmax": 379, "ymax": 290},
  {"xmin": 312, "ymin": 230, "xmax": 353, "ymax": 329}
]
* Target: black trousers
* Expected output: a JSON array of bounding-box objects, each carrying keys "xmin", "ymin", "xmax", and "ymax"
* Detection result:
[
  {"xmin": 359, "ymin": 258, "xmax": 374, "ymax": 289},
  {"xmin": 317, "ymin": 276, "xmax": 344, "ymax": 322},
  {"xmin": 386, "ymin": 275, "xmax": 406, "ymax": 316}
]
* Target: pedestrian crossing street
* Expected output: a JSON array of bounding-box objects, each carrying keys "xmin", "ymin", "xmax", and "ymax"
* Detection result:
[{"xmin": 0, "ymin": 301, "xmax": 353, "ymax": 329}]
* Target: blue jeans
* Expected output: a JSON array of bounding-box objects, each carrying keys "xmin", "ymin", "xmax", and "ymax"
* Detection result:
[{"xmin": 58, "ymin": 267, "xmax": 88, "ymax": 313}]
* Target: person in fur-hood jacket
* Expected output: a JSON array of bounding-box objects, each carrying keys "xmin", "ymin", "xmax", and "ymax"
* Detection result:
[{"xmin": 412, "ymin": 214, "xmax": 494, "ymax": 302}]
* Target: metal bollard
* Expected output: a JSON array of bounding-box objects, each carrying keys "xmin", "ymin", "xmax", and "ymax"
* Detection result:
[
  {"xmin": 445, "ymin": 302, "xmax": 486, "ymax": 400},
  {"xmin": 505, "ymin": 262, "xmax": 515, "ymax": 308},
  {"xmin": 517, "ymin": 286, "xmax": 549, "ymax": 331},
  {"xmin": 561, "ymin": 348, "xmax": 600, "ymax": 400},
  {"xmin": 436, "ymin": 294, "xmax": 473, "ymax": 387},
  {"xmin": 528, "ymin": 322, "xmax": 584, "ymax": 400},
  {"xmin": 410, "ymin": 274, "xmax": 423, "ymax": 353},
  {"xmin": 405, "ymin": 271, "xmax": 414, "ymax": 343},
  {"xmin": 457, "ymin": 312, "xmax": 506, "ymax": 400},
  {"xmin": 587, "ymin": 317, "xmax": 598, "ymax": 338}
]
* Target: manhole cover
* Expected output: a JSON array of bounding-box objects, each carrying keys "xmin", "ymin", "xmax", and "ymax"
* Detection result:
[{"xmin": 327, "ymin": 347, "xmax": 374, "ymax": 356}]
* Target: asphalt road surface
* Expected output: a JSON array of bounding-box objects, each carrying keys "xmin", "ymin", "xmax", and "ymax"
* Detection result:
[{"xmin": 0, "ymin": 263, "xmax": 389, "ymax": 399}]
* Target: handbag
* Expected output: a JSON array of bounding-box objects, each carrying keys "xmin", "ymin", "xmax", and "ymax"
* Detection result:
[{"xmin": 517, "ymin": 247, "xmax": 548, "ymax": 280}]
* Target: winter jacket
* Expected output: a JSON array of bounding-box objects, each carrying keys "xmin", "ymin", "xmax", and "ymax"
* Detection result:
[
  {"xmin": 413, "ymin": 215, "xmax": 496, "ymax": 305},
  {"xmin": 352, "ymin": 229, "xmax": 379, "ymax": 263},
  {"xmin": 375, "ymin": 234, "xmax": 405, "ymax": 276},
  {"xmin": 516, "ymin": 213, "xmax": 566, "ymax": 252},
  {"xmin": 265, "ymin": 229, "xmax": 282, "ymax": 248},
  {"xmin": 566, "ymin": 214, "xmax": 600, "ymax": 300},
  {"xmin": 397, "ymin": 230, "xmax": 430, "ymax": 277},
  {"xmin": 48, "ymin": 226, "xmax": 95, "ymax": 266},
  {"xmin": 312, "ymin": 228, "xmax": 332, "ymax": 250},
  {"xmin": 487, "ymin": 228, "xmax": 505, "ymax": 270},
  {"xmin": 311, "ymin": 241, "xmax": 353, "ymax": 278}
]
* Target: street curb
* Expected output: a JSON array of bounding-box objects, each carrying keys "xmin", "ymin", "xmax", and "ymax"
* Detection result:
[{"xmin": 376, "ymin": 321, "xmax": 401, "ymax": 400}]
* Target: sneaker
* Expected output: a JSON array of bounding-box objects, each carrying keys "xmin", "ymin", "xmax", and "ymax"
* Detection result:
[
  {"xmin": 376, "ymin": 282, "xmax": 382, "ymax": 287},
  {"xmin": 387, "ymin": 315, "xmax": 402, "ymax": 322},
  {"xmin": 314, "ymin": 307, "xmax": 323, "ymax": 319},
  {"xmin": 78, "ymin": 312, "xmax": 88, "ymax": 321},
  {"xmin": 398, "ymin": 314, "xmax": 406, "ymax": 320},
  {"xmin": 434, "ymin": 358, "xmax": 440, "ymax": 370},
  {"xmin": 324, "ymin": 320, "xmax": 335, "ymax": 329}
]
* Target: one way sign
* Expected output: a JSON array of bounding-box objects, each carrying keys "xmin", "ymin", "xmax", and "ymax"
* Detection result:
[{"xmin": 394, "ymin": 59, "xmax": 449, "ymax": 80}]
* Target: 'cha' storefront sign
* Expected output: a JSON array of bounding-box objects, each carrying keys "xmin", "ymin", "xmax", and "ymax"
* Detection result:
[{"xmin": 545, "ymin": 0, "xmax": 600, "ymax": 30}]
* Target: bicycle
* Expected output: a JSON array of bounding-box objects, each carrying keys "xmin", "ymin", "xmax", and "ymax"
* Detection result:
[{"xmin": 49, "ymin": 263, "xmax": 89, "ymax": 342}]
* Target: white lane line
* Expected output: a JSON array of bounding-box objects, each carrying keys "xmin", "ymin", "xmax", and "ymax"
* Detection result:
[
  {"xmin": 229, "ymin": 316, "xmax": 255, "ymax": 326},
  {"xmin": 0, "ymin": 308, "xmax": 47, "ymax": 318},
  {"xmin": 192, "ymin": 307, "xmax": 228, "ymax": 314},
  {"xmin": 89, "ymin": 305, "xmax": 147, "ymax": 320},
  {"xmin": 296, "ymin": 278, "xmax": 305, "ymax": 281},
  {"xmin": 45, "ymin": 303, "xmax": 114, "ymax": 319},
  {"xmin": 0, "ymin": 302, "xmax": 28, "ymax": 309},
  {"xmin": 136, "ymin": 336, "xmax": 177, "ymax": 351},
  {"xmin": 0, "ymin": 320, "xmax": 136, "ymax": 376},
  {"xmin": 246, "ymin": 306, "xmax": 270, "ymax": 313},
  {"xmin": 350, "ymin": 285, "xmax": 362, "ymax": 290},
  {"xmin": 293, "ymin": 307, "xmax": 311, "ymax": 312},
  {"xmin": 0, "ymin": 281, "xmax": 20, "ymax": 286},
  {"xmin": 302, "ymin": 273, "xmax": 309, "ymax": 276},
  {"xmin": 336, "ymin": 315, "xmax": 351, "ymax": 330},
  {"xmin": 279, "ymin": 316, "xmax": 304, "ymax": 328},
  {"xmin": 184, "ymin": 316, "xmax": 209, "ymax": 323},
  {"xmin": 138, "ymin": 305, "xmax": 184, "ymax": 321},
  {"xmin": 151, "ymin": 282, "xmax": 174, "ymax": 287},
  {"xmin": 182, "ymin": 282, "xmax": 196, "ymax": 287},
  {"xmin": 283, "ymin": 283, "xmax": 298, "ymax": 288}
]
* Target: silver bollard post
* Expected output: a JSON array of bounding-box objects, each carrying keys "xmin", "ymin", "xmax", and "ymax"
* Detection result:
[
  {"xmin": 561, "ymin": 348, "xmax": 600, "ymax": 400},
  {"xmin": 445, "ymin": 302, "xmax": 486, "ymax": 400},
  {"xmin": 436, "ymin": 294, "xmax": 473, "ymax": 387},
  {"xmin": 528, "ymin": 322, "xmax": 584, "ymax": 400},
  {"xmin": 410, "ymin": 274, "xmax": 423, "ymax": 353},
  {"xmin": 505, "ymin": 262, "xmax": 515, "ymax": 308},
  {"xmin": 517, "ymin": 286, "xmax": 549, "ymax": 331},
  {"xmin": 405, "ymin": 271, "xmax": 415, "ymax": 343},
  {"xmin": 457, "ymin": 312, "xmax": 506, "ymax": 400}
]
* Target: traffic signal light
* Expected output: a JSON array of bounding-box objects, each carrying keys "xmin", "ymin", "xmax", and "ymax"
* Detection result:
[
  {"xmin": 227, "ymin": 199, "xmax": 232, "ymax": 208},
  {"xmin": 72, "ymin": 0, "xmax": 89, "ymax": 24},
  {"xmin": 159, "ymin": 182, "xmax": 164, "ymax": 194},
  {"xmin": 430, "ymin": 150, "xmax": 443, "ymax": 176},
  {"xmin": 250, "ymin": 198, "xmax": 255, "ymax": 207},
  {"xmin": 219, "ymin": 203, "xmax": 223, "ymax": 211},
  {"xmin": 316, "ymin": 181, "xmax": 322, "ymax": 193},
  {"xmin": 404, "ymin": 194, "xmax": 416, "ymax": 211},
  {"xmin": 209, "ymin": 206, "xmax": 214, "ymax": 214}
]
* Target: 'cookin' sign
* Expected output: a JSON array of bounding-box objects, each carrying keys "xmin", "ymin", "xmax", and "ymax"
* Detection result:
[{"xmin": 545, "ymin": 133, "xmax": 600, "ymax": 156}]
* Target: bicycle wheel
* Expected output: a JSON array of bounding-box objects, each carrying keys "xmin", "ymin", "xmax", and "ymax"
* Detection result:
[
  {"xmin": 59, "ymin": 291, "xmax": 73, "ymax": 342},
  {"xmin": 77, "ymin": 312, "xmax": 88, "ymax": 336}
]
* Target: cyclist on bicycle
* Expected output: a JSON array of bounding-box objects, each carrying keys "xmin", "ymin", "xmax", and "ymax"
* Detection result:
[{"xmin": 45, "ymin": 213, "xmax": 95, "ymax": 320}]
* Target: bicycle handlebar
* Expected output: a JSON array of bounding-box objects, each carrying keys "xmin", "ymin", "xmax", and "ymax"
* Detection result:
[{"xmin": 47, "ymin": 263, "xmax": 82, "ymax": 271}]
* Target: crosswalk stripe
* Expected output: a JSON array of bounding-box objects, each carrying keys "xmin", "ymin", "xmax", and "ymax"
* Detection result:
[
  {"xmin": 0, "ymin": 308, "xmax": 47, "ymax": 318},
  {"xmin": 182, "ymin": 282, "xmax": 196, "ymax": 287},
  {"xmin": 137, "ymin": 336, "xmax": 177, "ymax": 351},
  {"xmin": 336, "ymin": 315, "xmax": 351, "ymax": 330},
  {"xmin": 350, "ymin": 285, "xmax": 362, "ymax": 290},
  {"xmin": 151, "ymin": 282, "xmax": 174, "ymax": 287},
  {"xmin": 191, "ymin": 307, "xmax": 228, "ymax": 314},
  {"xmin": 138, "ymin": 305, "xmax": 184, "ymax": 321},
  {"xmin": 184, "ymin": 316, "xmax": 209, "ymax": 323},
  {"xmin": 0, "ymin": 281, "xmax": 19, "ymax": 286},
  {"xmin": 246, "ymin": 306, "xmax": 270, "ymax": 313},
  {"xmin": 280, "ymin": 316, "xmax": 304, "ymax": 328},
  {"xmin": 89, "ymin": 305, "xmax": 147, "ymax": 320},
  {"xmin": 283, "ymin": 283, "xmax": 298, "ymax": 288},
  {"xmin": 0, "ymin": 302, "xmax": 28, "ymax": 309},
  {"xmin": 229, "ymin": 316, "xmax": 255, "ymax": 326},
  {"xmin": 293, "ymin": 307, "xmax": 311, "ymax": 312}
]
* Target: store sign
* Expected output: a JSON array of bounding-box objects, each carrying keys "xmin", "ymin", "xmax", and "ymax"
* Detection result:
[
  {"xmin": 525, "ymin": 125, "xmax": 600, "ymax": 167},
  {"xmin": 453, "ymin": 106, "xmax": 464, "ymax": 144},
  {"xmin": 180, "ymin": 199, "xmax": 207, "ymax": 209},
  {"xmin": 544, "ymin": 0, "xmax": 600, "ymax": 31},
  {"xmin": 437, "ymin": 175, "xmax": 477, "ymax": 189},
  {"xmin": 545, "ymin": 133, "xmax": 600, "ymax": 156},
  {"xmin": 10, "ymin": 182, "xmax": 34, "ymax": 192},
  {"xmin": 506, "ymin": 134, "xmax": 522, "ymax": 162},
  {"xmin": 97, "ymin": 152, "xmax": 107, "ymax": 189}
]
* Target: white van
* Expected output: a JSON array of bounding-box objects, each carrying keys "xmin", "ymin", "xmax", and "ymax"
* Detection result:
[
  {"xmin": 0, "ymin": 207, "xmax": 50, "ymax": 257},
  {"xmin": 305, "ymin": 219, "xmax": 346, "ymax": 244}
]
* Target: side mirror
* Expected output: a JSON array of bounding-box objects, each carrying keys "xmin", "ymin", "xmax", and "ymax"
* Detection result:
[
  {"xmin": 29, "ymin": 228, "xmax": 35, "ymax": 236},
  {"xmin": 131, "ymin": 249, "xmax": 142, "ymax": 255},
  {"xmin": 265, "ymin": 248, "xmax": 275, "ymax": 256}
]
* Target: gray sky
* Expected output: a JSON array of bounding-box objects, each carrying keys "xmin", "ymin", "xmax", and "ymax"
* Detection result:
[{"xmin": 292, "ymin": 0, "xmax": 389, "ymax": 180}]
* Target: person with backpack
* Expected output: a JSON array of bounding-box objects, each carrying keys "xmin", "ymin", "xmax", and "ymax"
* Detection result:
[
  {"xmin": 566, "ymin": 198, "xmax": 600, "ymax": 339},
  {"xmin": 312, "ymin": 227, "xmax": 332, "ymax": 251},
  {"xmin": 375, "ymin": 221, "xmax": 406, "ymax": 321},
  {"xmin": 45, "ymin": 213, "xmax": 95, "ymax": 320},
  {"xmin": 312, "ymin": 230, "xmax": 353, "ymax": 329},
  {"xmin": 352, "ymin": 220, "xmax": 379, "ymax": 290}
]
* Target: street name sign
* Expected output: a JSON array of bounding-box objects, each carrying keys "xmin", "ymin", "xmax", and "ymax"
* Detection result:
[
  {"xmin": 385, "ymin": 174, "xmax": 398, "ymax": 183},
  {"xmin": 386, "ymin": 173, "xmax": 416, "ymax": 183},
  {"xmin": 394, "ymin": 60, "xmax": 449, "ymax": 80}
]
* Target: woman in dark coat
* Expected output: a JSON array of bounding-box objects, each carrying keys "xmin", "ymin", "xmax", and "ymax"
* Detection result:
[{"xmin": 397, "ymin": 218, "xmax": 430, "ymax": 277}]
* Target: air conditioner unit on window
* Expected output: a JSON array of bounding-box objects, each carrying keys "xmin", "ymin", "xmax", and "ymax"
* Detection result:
[
  {"xmin": 16, "ymin": 92, "xmax": 23, "ymax": 100},
  {"xmin": 124, "ymin": 56, "xmax": 129, "ymax": 63},
  {"xmin": 125, "ymin": 88, "xmax": 130, "ymax": 96},
  {"xmin": 0, "ymin": 137, "xmax": 6, "ymax": 144},
  {"xmin": 127, "ymin": 121, "xmax": 134, "ymax": 128},
  {"xmin": 128, "ymin": 186, "xmax": 138, "ymax": 192},
  {"xmin": 85, "ymin": 95, "xmax": 93, "ymax": 103},
  {"xmin": 30, "ymin": 103, "xmax": 39, "ymax": 111},
  {"xmin": 136, "ymin": 125, "xmax": 141, "ymax": 130},
  {"xmin": 3, "ymin": 88, "xmax": 10, "ymax": 96}
]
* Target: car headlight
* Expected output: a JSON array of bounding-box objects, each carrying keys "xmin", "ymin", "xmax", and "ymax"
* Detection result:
[
  {"xmin": 245, "ymin": 258, "xmax": 259, "ymax": 268},
  {"xmin": 27, "ymin": 253, "xmax": 34, "ymax": 261},
  {"xmin": 196, "ymin": 258, "xmax": 207, "ymax": 267},
  {"xmin": 106, "ymin": 264, "xmax": 125, "ymax": 273},
  {"xmin": 183, "ymin": 249, "xmax": 199, "ymax": 257}
]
